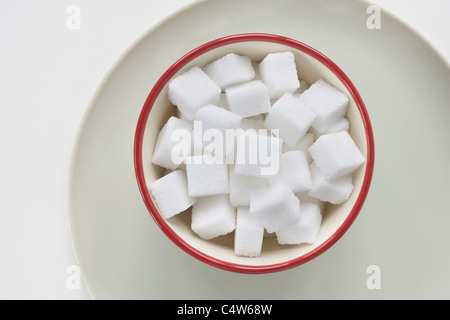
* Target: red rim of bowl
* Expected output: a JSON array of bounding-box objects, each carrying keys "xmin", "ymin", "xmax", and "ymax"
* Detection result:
[{"xmin": 134, "ymin": 33, "xmax": 375, "ymax": 274}]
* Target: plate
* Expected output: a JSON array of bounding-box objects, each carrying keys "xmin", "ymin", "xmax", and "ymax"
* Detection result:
[{"xmin": 69, "ymin": 0, "xmax": 450, "ymax": 299}]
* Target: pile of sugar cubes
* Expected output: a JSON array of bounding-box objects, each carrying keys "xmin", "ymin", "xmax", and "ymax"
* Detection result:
[{"xmin": 148, "ymin": 51, "xmax": 365, "ymax": 257}]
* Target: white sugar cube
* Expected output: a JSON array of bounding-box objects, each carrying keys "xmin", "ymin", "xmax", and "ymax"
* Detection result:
[
  {"xmin": 325, "ymin": 117, "xmax": 349, "ymax": 133},
  {"xmin": 259, "ymin": 51, "xmax": 300, "ymax": 99},
  {"xmin": 194, "ymin": 104, "xmax": 242, "ymax": 157},
  {"xmin": 249, "ymin": 183, "xmax": 301, "ymax": 233},
  {"xmin": 235, "ymin": 131, "xmax": 282, "ymax": 177},
  {"xmin": 203, "ymin": 53, "xmax": 255, "ymax": 90},
  {"xmin": 195, "ymin": 104, "xmax": 240, "ymax": 132},
  {"xmin": 282, "ymin": 133, "xmax": 314, "ymax": 163},
  {"xmin": 264, "ymin": 93, "xmax": 317, "ymax": 146},
  {"xmin": 296, "ymin": 192, "xmax": 326, "ymax": 212},
  {"xmin": 299, "ymin": 79, "xmax": 349, "ymax": 133},
  {"xmin": 308, "ymin": 126, "xmax": 323, "ymax": 141},
  {"xmin": 268, "ymin": 151, "xmax": 312, "ymax": 193},
  {"xmin": 186, "ymin": 154, "xmax": 229, "ymax": 197},
  {"xmin": 168, "ymin": 66, "xmax": 221, "ymax": 120},
  {"xmin": 309, "ymin": 131, "xmax": 365, "ymax": 179},
  {"xmin": 231, "ymin": 120, "xmax": 268, "ymax": 166},
  {"xmin": 177, "ymin": 109, "xmax": 190, "ymax": 122},
  {"xmin": 276, "ymin": 202, "xmax": 322, "ymax": 245},
  {"xmin": 152, "ymin": 116, "xmax": 192, "ymax": 170},
  {"xmin": 229, "ymin": 165, "xmax": 268, "ymax": 207},
  {"xmin": 234, "ymin": 207, "xmax": 264, "ymax": 257},
  {"xmin": 293, "ymin": 79, "xmax": 310, "ymax": 98},
  {"xmin": 148, "ymin": 170, "xmax": 197, "ymax": 219},
  {"xmin": 225, "ymin": 80, "xmax": 271, "ymax": 118},
  {"xmin": 191, "ymin": 194, "xmax": 236, "ymax": 240},
  {"xmin": 308, "ymin": 162, "xmax": 353, "ymax": 205}
]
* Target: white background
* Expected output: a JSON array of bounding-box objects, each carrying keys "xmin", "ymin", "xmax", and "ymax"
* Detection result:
[{"xmin": 0, "ymin": 0, "xmax": 448, "ymax": 299}]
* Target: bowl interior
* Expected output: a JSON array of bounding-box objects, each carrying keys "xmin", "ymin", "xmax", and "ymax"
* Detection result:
[{"xmin": 137, "ymin": 38, "xmax": 370, "ymax": 271}]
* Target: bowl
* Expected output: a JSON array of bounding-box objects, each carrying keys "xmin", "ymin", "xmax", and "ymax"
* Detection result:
[{"xmin": 134, "ymin": 33, "xmax": 374, "ymax": 274}]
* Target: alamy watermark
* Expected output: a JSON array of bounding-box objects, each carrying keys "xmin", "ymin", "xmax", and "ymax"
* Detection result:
[
  {"xmin": 366, "ymin": 5, "xmax": 381, "ymax": 30},
  {"xmin": 366, "ymin": 264, "xmax": 381, "ymax": 290},
  {"xmin": 66, "ymin": 265, "xmax": 81, "ymax": 290},
  {"xmin": 66, "ymin": 5, "xmax": 81, "ymax": 30},
  {"xmin": 171, "ymin": 121, "xmax": 281, "ymax": 176}
]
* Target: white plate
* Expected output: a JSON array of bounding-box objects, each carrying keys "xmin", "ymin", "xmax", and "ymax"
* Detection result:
[{"xmin": 69, "ymin": 0, "xmax": 450, "ymax": 299}]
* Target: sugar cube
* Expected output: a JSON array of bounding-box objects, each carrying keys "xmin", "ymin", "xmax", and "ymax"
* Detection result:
[
  {"xmin": 194, "ymin": 104, "xmax": 242, "ymax": 132},
  {"xmin": 264, "ymin": 93, "xmax": 317, "ymax": 146},
  {"xmin": 268, "ymin": 151, "xmax": 312, "ymax": 193},
  {"xmin": 185, "ymin": 154, "xmax": 229, "ymax": 197},
  {"xmin": 229, "ymin": 165, "xmax": 268, "ymax": 207},
  {"xmin": 308, "ymin": 162, "xmax": 353, "ymax": 205},
  {"xmin": 168, "ymin": 66, "xmax": 221, "ymax": 120},
  {"xmin": 152, "ymin": 116, "xmax": 193, "ymax": 170},
  {"xmin": 148, "ymin": 170, "xmax": 197, "ymax": 219},
  {"xmin": 276, "ymin": 202, "xmax": 322, "ymax": 245},
  {"xmin": 234, "ymin": 131, "xmax": 282, "ymax": 177},
  {"xmin": 203, "ymin": 53, "xmax": 255, "ymax": 90},
  {"xmin": 282, "ymin": 133, "xmax": 314, "ymax": 163},
  {"xmin": 308, "ymin": 126, "xmax": 323, "ymax": 141},
  {"xmin": 225, "ymin": 80, "xmax": 271, "ymax": 118},
  {"xmin": 309, "ymin": 131, "xmax": 365, "ymax": 179},
  {"xmin": 325, "ymin": 117, "xmax": 349, "ymax": 133},
  {"xmin": 296, "ymin": 191, "xmax": 326, "ymax": 212},
  {"xmin": 234, "ymin": 207, "xmax": 264, "ymax": 257},
  {"xmin": 299, "ymin": 79, "xmax": 349, "ymax": 133},
  {"xmin": 194, "ymin": 104, "xmax": 242, "ymax": 157},
  {"xmin": 249, "ymin": 183, "xmax": 301, "ymax": 233},
  {"xmin": 176, "ymin": 109, "xmax": 190, "ymax": 122},
  {"xmin": 293, "ymin": 79, "xmax": 310, "ymax": 97},
  {"xmin": 191, "ymin": 194, "xmax": 236, "ymax": 240},
  {"xmin": 259, "ymin": 51, "xmax": 300, "ymax": 99}
]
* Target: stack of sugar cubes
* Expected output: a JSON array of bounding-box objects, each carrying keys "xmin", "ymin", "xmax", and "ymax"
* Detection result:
[{"xmin": 148, "ymin": 51, "xmax": 365, "ymax": 258}]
